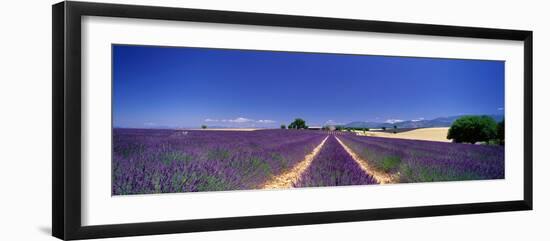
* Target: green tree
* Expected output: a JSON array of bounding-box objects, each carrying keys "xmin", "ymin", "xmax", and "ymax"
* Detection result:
[
  {"xmin": 201, "ymin": 125, "xmax": 207, "ymax": 129},
  {"xmin": 288, "ymin": 118, "xmax": 307, "ymax": 129},
  {"xmin": 447, "ymin": 115, "xmax": 497, "ymax": 144},
  {"xmin": 280, "ymin": 124, "xmax": 286, "ymax": 129},
  {"xmin": 496, "ymin": 119, "xmax": 505, "ymax": 145}
]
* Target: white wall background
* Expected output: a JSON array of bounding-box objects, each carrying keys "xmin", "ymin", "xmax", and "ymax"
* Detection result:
[{"xmin": 0, "ymin": 0, "xmax": 547, "ymax": 240}]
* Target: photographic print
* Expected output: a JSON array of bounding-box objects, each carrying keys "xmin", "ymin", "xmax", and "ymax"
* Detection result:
[
  {"xmin": 112, "ymin": 44, "xmax": 505, "ymax": 195},
  {"xmin": 53, "ymin": 3, "xmax": 532, "ymax": 239}
]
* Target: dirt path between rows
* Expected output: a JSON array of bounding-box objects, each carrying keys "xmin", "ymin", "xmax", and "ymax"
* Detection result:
[
  {"xmin": 334, "ymin": 136, "xmax": 399, "ymax": 184},
  {"xmin": 262, "ymin": 136, "xmax": 329, "ymax": 189}
]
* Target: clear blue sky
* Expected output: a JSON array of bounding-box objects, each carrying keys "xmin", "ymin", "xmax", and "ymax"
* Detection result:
[{"xmin": 113, "ymin": 45, "xmax": 504, "ymax": 128}]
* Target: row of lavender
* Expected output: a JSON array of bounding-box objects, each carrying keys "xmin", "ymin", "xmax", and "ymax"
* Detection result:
[
  {"xmin": 112, "ymin": 129, "xmax": 326, "ymax": 195},
  {"xmin": 294, "ymin": 135, "xmax": 377, "ymax": 187},
  {"xmin": 338, "ymin": 134, "xmax": 505, "ymax": 183}
]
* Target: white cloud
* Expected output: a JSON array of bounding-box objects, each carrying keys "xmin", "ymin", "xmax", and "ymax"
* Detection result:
[
  {"xmin": 257, "ymin": 119, "xmax": 275, "ymax": 123},
  {"xmin": 207, "ymin": 117, "xmax": 276, "ymax": 126},
  {"xmin": 324, "ymin": 120, "xmax": 344, "ymax": 125},
  {"xmin": 227, "ymin": 117, "xmax": 254, "ymax": 123},
  {"xmin": 411, "ymin": 117, "xmax": 425, "ymax": 122},
  {"xmin": 497, "ymin": 107, "xmax": 504, "ymax": 111},
  {"xmin": 385, "ymin": 119, "xmax": 404, "ymax": 124}
]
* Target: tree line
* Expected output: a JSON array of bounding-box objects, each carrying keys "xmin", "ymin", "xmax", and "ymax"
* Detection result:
[{"xmin": 447, "ymin": 115, "xmax": 504, "ymax": 145}]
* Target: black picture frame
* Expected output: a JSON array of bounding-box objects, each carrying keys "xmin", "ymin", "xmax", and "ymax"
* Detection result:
[{"xmin": 52, "ymin": 1, "xmax": 533, "ymax": 240}]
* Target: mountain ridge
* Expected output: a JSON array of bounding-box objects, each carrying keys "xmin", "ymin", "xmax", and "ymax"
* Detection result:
[{"xmin": 344, "ymin": 114, "xmax": 504, "ymax": 129}]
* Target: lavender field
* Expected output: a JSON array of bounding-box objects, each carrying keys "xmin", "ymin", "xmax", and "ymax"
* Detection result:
[
  {"xmin": 112, "ymin": 128, "xmax": 326, "ymax": 195},
  {"xmin": 112, "ymin": 128, "xmax": 504, "ymax": 195},
  {"xmin": 294, "ymin": 136, "xmax": 377, "ymax": 188},
  {"xmin": 338, "ymin": 134, "xmax": 505, "ymax": 183}
]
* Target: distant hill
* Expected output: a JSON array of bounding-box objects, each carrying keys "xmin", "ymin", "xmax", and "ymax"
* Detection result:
[{"xmin": 344, "ymin": 114, "xmax": 503, "ymax": 129}]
